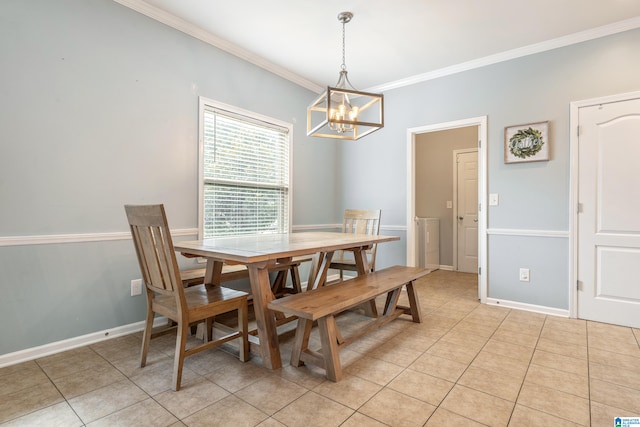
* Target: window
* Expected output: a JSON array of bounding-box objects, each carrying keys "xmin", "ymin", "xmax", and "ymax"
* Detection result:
[{"xmin": 198, "ymin": 98, "xmax": 292, "ymax": 239}]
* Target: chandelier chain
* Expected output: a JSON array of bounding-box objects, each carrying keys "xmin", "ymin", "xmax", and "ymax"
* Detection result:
[{"xmin": 341, "ymin": 19, "xmax": 346, "ymax": 71}]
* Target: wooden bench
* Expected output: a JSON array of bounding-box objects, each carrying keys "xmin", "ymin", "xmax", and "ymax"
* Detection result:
[{"xmin": 268, "ymin": 265, "xmax": 428, "ymax": 381}]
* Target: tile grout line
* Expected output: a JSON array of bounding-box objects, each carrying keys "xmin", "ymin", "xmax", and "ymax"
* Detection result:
[
  {"xmin": 433, "ymin": 303, "xmax": 515, "ymax": 425},
  {"xmin": 390, "ymin": 293, "xmax": 511, "ymax": 426},
  {"xmin": 310, "ymin": 279, "xmax": 480, "ymax": 425},
  {"xmin": 514, "ymin": 317, "xmax": 593, "ymax": 426},
  {"xmin": 505, "ymin": 313, "xmax": 545, "ymax": 426},
  {"xmin": 9, "ymin": 272, "xmax": 640, "ymax": 426}
]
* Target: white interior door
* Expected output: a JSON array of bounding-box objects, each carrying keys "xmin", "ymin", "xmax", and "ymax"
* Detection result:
[
  {"xmin": 456, "ymin": 150, "xmax": 478, "ymax": 273},
  {"xmin": 577, "ymin": 97, "xmax": 640, "ymax": 328}
]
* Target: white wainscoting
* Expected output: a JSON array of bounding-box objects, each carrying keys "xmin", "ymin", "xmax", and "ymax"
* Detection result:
[
  {"xmin": 0, "ymin": 224, "xmax": 409, "ymax": 247},
  {"xmin": 0, "ymin": 229, "xmax": 198, "ymax": 247},
  {"xmin": 486, "ymin": 228, "xmax": 569, "ymax": 238}
]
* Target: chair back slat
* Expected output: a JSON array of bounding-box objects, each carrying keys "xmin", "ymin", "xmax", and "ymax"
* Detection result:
[
  {"xmin": 341, "ymin": 209, "xmax": 382, "ymax": 269},
  {"xmin": 125, "ymin": 204, "xmax": 183, "ymax": 298},
  {"xmin": 343, "ymin": 209, "xmax": 381, "ymax": 237}
]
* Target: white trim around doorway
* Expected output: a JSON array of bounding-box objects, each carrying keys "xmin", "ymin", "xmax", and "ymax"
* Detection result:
[{"xmin": 406, "ymin": 116, "xmax": 488, "ymax": 303}]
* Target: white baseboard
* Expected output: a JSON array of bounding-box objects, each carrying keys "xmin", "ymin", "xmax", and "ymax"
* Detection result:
[
  {"xmin": 438, "ymin": 265, "xmax": 454, "ymax": 271},
  {"xmin": 486, "ymin": 298, "xmax": 569, "ymax": 318},
  {"xmin": 0, "ymin": 317, "xmax": 168, "ymax": 368},
  {"xmin": 2, "ymin": 274, "xmax": 352, "ymax": 368}
]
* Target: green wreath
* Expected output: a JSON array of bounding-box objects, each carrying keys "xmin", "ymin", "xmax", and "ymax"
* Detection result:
[{"xmin": 509, "ymin": 127, "xmax": 544, "ymax": 159}]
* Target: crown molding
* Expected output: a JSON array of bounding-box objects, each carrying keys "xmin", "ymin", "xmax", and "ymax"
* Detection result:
[
  {"xmin": 367, "ymin": 16, "xmax": 640, "ymax": 93},
  {"xmin": 113, "ymin": 0, "xmax": 323, "ymax": 93},
  {"xmin": 113, "ymin": 2, "xmax": 640, "ymax": 95}
]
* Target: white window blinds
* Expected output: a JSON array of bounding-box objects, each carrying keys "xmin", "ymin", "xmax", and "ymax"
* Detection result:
[{"xmin": 201, "ymin": 104, "xmax": 290, "ymax": 238}]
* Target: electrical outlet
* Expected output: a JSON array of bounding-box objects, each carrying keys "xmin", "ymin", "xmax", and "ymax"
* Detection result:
[
  {"xmin": 519, "ymin": 268, "xmax": 530, "ymax": 282},
  {"xmin": 489, "ymin": 193, "xmax": 499, "ymax": 206},
  {"xmin": 131, "ymin": 279, "xmax": 143, "ymax": 296}
]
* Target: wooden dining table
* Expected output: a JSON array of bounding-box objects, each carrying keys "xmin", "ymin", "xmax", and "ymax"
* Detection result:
[{"xmin": 173, "ymin": 231, "xmax": 400, "ymax": 370}]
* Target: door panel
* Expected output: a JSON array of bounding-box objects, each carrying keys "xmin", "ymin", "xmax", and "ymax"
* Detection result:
[
  {"xmin": 577, "ymin": 98, "xmax": 640, "ymax": 328},
  {"xmin": 457, "ymin": 151, "xmax": 478, "ymax": 273},
  {"xmin": 598, "ymin": 118, "xmax": 640, "ymax": 232},
  {"xmin": 597, "ymin": 247, "xmax": 640, "ymax": 300}
]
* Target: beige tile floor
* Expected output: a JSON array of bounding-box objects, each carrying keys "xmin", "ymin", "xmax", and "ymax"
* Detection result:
[{"xmin": 1, "ymin": 270, "xmax": 639, "ymax": 426}]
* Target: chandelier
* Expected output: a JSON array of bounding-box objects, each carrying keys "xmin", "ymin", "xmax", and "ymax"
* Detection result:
[{"xmin": 307, "ymin": 12, "xmax": 384, "ymax": 140}]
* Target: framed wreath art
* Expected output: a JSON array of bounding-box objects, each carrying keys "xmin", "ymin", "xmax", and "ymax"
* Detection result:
[{"xmin": 504, "ymin": 121, "xmax": 549, "ymax": 164}]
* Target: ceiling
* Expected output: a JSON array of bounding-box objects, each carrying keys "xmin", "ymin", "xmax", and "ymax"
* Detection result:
[{"xmin": 118, "ymin": 0, "xmax": 640, "ymax": 93}]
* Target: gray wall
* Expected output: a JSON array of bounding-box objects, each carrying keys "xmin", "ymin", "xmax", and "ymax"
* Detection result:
[
  {"xmin": 0, "ymin": 0, "xmax": 335, "ymax": 355},
  {"xmin": 339, "ymin": 28, "xmax": 640, "ymax": 310},
  {"xmin": 415, "ymin": 127, "xmax": 478, "ymax": 267},
  {"xmin": 2, "ymin": 0, "xmax": 640, "ymax": 356}
]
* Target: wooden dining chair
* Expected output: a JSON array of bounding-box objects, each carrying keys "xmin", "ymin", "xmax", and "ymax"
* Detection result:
[
  {"xmin": 125, "ymin": 204, "xmax": 249, "ymax": 391},
  {"xmin": 330, "ymin": 209, "xmax": 382, "ymax": 279}
]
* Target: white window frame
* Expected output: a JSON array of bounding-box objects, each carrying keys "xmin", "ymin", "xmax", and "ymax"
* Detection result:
[{"xmin": 198, "ymin": 96, "xmax": 293, "ymax": 239}]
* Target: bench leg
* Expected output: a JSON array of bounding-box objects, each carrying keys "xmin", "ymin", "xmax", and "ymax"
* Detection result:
[
  {"xmin": 353, "ymin": 249, "xmax": 379, "ymax": 318},
  {"xmin": 363, "ymin": 299, "xmax": 379, "ymax": 318},
  {"xmin": 291, "ymin": 318, "xmax": 312, "ymax": 367},
  {"xmin": 382, "ymin": 282, "xmax": 422, "ymax": 323},
  {"xmin": 383, "ymin": 288, "xmax": 401, "ymax": 317},
  {"xmin": 405, "ymin": 281, "xmax": 423, "ymax": 323},
  {"xmin": 318, "ymin": 315, "xmax": 342, "ymax": 382}
]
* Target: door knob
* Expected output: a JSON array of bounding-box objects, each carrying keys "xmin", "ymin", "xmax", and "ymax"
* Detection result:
[
  {"xmin": 458, "ymin": 216, "xmax": 463, "ymax": 220},
  {"xmin": 474, "ymin": 219, "xmax": 478, "ymax": 222}
]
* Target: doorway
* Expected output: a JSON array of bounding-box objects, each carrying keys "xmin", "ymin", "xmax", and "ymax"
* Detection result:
[
  {"xmin": 570, "ymin": 91, "xmax": 640, "ymax": 328},
  {"xmin": 407, "ymin": 116, "xmax": 487, "ymax": 302}
]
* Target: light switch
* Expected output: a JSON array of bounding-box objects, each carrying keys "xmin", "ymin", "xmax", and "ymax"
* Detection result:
[
  {"xmin": 446, "ymin": 200, "xmax": 452, "ymax": 209},
  {"xmin": 489, "ymin": 193, "xmax": 499, "ymax": 206}
]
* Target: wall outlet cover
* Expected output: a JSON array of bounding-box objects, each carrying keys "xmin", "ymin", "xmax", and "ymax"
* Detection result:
[{"xmin": 131, "ymin": 279, "xmax": 143, "ymax": 296}]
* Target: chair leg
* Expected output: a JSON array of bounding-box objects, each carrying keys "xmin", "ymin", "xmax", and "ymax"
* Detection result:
[
  {"xmin": 273, "ymin": 271, "xmax": 288, "ymax": 320},
  {"xmin": 272, "ymin": 270, "xmax": 286, "ymax": 295},
  {"xmin": 140, "ymin": 308, "xmax": 154, "ymax": 368},
  {"xmin": 172, "ymin": 321, "xmax": 189, "ymax": 391},
  {"xmin": 238, "ymin": 300, "xmax": 249, "ymax": 362},
  {"xmin": 206, "ymin": 317, "xmax": 214, "ymax": 342},
  {"xmin": 290, "ymin": 265, "xmax": 302, "ymax": 294}
]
